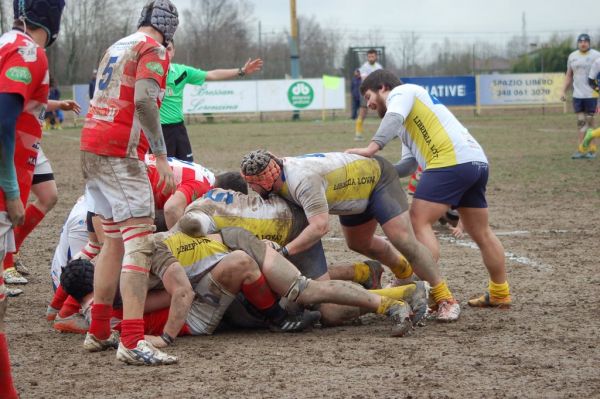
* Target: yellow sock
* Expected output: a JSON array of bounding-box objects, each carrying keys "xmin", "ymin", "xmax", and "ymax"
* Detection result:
[
  {"xmin": 389, "ymin": 255, "xmax": 413, "ymax": 279},
  {"xmin": 430, "ymin": 281, "xmax": 453, "ymax": 303},
  {"xmin": 355, "ymin": 118, "xmax": 364, "ymax": 135},
  {"xmin": 488, "ymin": 280, "xmax": 510, "ymax": 299},
  {"xmin": 592, "ymin": 127, "xmax": 600, "ymax": 139},
  {"xmin": 352, "ymin": 262, "xmax": 370, "ymax": 284},
  {"xmin": 376, "ymin": 296, "xmax": 404, "ymax": 315},
  {"xmin": 371, "ymin": 284, "xmax": 415, "ymax": 301}
]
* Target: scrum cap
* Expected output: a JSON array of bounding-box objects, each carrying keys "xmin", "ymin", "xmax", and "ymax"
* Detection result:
[
  {"xmin": 138, "ymin": 0, "xmax": 179, "ymax": 45},
  {"xmin": 240, "ymin": 150, "xmax": 282, "ymax": 192},
  {"xmin": 14, "ymin": 0, "xmax": 65, "ymax": 47}
]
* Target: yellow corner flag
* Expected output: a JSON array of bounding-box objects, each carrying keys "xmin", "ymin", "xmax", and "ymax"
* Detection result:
[{"xmin": 323, "ymin": 74, "xmax": 341, "ymax": 90}]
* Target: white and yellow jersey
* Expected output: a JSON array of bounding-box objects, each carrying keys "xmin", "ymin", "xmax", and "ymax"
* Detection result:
[
  {"xmin": 186, "ymin": 189, "xmax": 296, "ymax": 246},
  {"xmin": 278, "ymin": 153, "xmax": 381, "ymax": 218},
  {"xmin": 162, "ymin": 232, "xmax": 229, "ymax": 281},
  {"xmin": 385, "ymin": 84, "xmax": 487, "ymax": 170}
]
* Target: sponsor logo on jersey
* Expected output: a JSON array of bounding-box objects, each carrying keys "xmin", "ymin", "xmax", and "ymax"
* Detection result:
[
  {"xmin": 146, "ymin": 62, "xmax": 164, "ymax": 76},
  {"xmin": 18, "ymin": 42, "xmax": 37, "ymax": 62},
  {"xmin": 6, "ymin": 66, "xmax": 32, "ymax": 84}
]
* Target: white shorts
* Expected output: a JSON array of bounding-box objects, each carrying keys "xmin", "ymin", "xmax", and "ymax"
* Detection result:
[
  {"xmin": 0, "ymin": 212, "xmax": 16, "ymax": 263},
  {"xmin": 186, "ymin": 273, "xmax": 235, "ymax": 335},
  {"xmin": 34, "ymin": 146, "xmax": 53, "ymax": 176},
  {"xmin": 81, "ymin": 151, "xmax": 154, "ymax": 223}
]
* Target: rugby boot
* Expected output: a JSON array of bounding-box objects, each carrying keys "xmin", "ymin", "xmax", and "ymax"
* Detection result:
[
  {"xmin": 387, "ymin": 302, "xmax": 413, "ymax": 337},
  {"xmin": 362, "ymin": 260, "xmax": 384, "ymax": 290},
  {"xmin": 436, "ymin": 298, "xmax": 460, "ymax": 322},
  {"xmin": 13, "ymin": 253, "xmax": 30, "ymax": 275},
  {"xmin": 269, "ymin": 309, "xmax": 321, "ymax": 333},
  {"xmin": 46, "ymin": 305, "xmax": 60, "ymax": 321},
  {"xmin": 3, "ymin": 268, "xmax": 27, "ymax": 285},
  {"xmin": 54, "ymin": 313, "xmax": 89, "ymax": 334},
  {"xmin": 83, "ymin": 330, "xmax": 120, "ymax": 352},
  {"xmin": 116, "ymin": 340, "xmax": 178, "ymax": 366},
  {"xmin": 468, "ymin": 292, "xmax": 511, "ymax": 309}
]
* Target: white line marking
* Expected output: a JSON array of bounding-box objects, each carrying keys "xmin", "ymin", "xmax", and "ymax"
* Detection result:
[{"xmin": 323, "ymin": 235, "xmax": 552, "ymax": 271}]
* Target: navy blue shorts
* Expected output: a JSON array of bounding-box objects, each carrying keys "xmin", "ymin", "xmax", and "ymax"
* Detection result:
[
  {"xmin": 573, "ymin": 98, "xmax": 598, "ymax": 115},
  {"xmin": 287, "ymin": 240, "xmax": 328, "ymax": 279},
  {"xmin": 414, "ymin": 162, "xmax": 489, "ymax": 208},
  {"xmin": 339, "ymin": 156, "xmax": 409, "ymax": 227}
]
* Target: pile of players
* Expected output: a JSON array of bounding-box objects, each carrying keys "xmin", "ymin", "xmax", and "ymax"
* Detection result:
[{"xmin": 0, "ymin": 1, "xmax": 515, "ymax": 396}]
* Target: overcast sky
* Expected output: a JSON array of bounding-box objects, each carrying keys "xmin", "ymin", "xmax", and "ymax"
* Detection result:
[{"xmin": 172, "ymin": 0, "xmax": 600, "ymax": 55}]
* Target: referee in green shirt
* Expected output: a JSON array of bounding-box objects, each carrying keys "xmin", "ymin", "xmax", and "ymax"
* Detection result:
[{"xmin": 161, "ymin": 40, "xmax": 263, "ymax": 161}]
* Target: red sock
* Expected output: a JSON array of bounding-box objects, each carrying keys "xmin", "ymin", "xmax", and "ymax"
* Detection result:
[
  {"xmin": 120, "ymin": 319, "xmax": 145, "ymax": 349},
  {"xmin": 2, "ymin": 253, "xmax": 13, "ymax": 271},
  {"xmin": 13, "ymin": 203, "xmax": 45, "ymax": 249},
  {"xmin": 58, "ymin": 296, "xmax": 81, "ymax": 318},
  {"xmin": 89, "ymin": 303, "xmax": 113, "ymax": 340},
  {"xmin": 241, "ymin": 273, "xmax": 277, "ymax": 310},
  {"xmin": 0, "ymin": 333, "xmax": 19, "ymax": 399},
  {"xmin": 50, "ymin": 285, "xmax": 69, "ymax": 310}
]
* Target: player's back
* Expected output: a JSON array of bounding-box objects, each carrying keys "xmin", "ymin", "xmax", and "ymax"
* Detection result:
[
  {"xmin": 190, "ymin": 188, "xmax": 295, "ymax": 246},
  {"xmin": 80, "ymin": 32, "xmax": 169, "ymax": 160}
]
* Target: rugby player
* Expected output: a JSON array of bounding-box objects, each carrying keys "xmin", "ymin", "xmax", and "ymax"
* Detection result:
[
  {"xmin": 354, "ymin": 49, "xmax": 382, "ymax": 141},
  {"xmin": 240, "ymin": 150, "xmax": 460, "ymax": 321},
  {"xmin": 347, "ymin": 69, "xmax": 511, "ymax": 309},
  {"xmin": 560, "ymin": 34, "xmax": 600, "ymax": 159},
  {"xmin": 3, "ymin": 100, "xmax": 80, "ymax": 284},
  {"xmin": 0, "ymin": 0, "xmax": 65, "ymax": 396},
  {"xmin": 79, "ymin": 0, "xmax": 180, "ymax": 365}
]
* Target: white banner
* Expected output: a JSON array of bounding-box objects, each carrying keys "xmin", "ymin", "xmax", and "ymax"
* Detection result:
[
  {"xmin": 478, "ymin": 73, "xmax": 565, "ymax": 105},
  {"xmin": 182, "ymin": 78, "xmax": 345, "ymax": 114}
]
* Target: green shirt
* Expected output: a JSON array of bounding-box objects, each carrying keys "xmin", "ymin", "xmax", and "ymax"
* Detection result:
[{"xmin": 160, "ymin": 63, "xmax": 207, "ymax": 125}]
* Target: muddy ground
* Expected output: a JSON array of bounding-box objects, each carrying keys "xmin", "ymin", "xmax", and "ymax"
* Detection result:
[{"xmin": 5, "ymin": 113, "xmax": 600, "ymax": 398}]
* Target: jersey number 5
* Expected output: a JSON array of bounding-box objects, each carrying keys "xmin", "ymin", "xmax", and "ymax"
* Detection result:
[{"xmin": 98, "ymin": 56, "xmax": 118, "ymax": 90}]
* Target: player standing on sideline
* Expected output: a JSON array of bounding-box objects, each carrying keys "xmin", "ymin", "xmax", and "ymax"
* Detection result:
[
  {"xmin": 560, "ymin": 33, "xmax": 600, "ymax": 159},
  {"xmin": 354, "ymin": 49, "xmax": 382, "ymax": 141},
  {"xmin": 240, "ymin": 150, "xmax": 461, "ymax": 321},
  {"xmin": 0, "ymin": 0, "xmax": 65, "ymax": 396},
  {"xmin": 347, "ymin": 69, "xmax": 511, "ymax": 309},
  {"xmin": 160, "ymin": 41, "xmax": 263, "ymax": 162},
  {"xmin": 79, "ymin": 0, "xmax": 179, "ymax": 365}
]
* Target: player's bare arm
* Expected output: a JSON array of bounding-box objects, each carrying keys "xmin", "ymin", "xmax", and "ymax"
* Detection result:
[
  {"xmin": 146, "ymin": 260, "xmax": 194, "ymax": 348},
  {"xmin": 205, "ymin": 58, "xmax": 263, "ymax": 81},
  {"xmin": 284, "ymin": 211, "xmax": 329, "ymax": 256},
  {"xmin": 46, "ymin": 99, "xmax": 81, "ymax": 114}
]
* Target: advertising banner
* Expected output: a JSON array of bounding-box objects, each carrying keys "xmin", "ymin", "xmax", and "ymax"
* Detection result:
[
  {"xmin": 182, "ymin": 78, "xmax": 346, "ymax": 114},
  {"xmin": 478, "ymin": 73, "xmax": 565, "ymax": 105},
  {"xmin": 401, "ymin": 76, "xmax": 476, "ymax": 106}
]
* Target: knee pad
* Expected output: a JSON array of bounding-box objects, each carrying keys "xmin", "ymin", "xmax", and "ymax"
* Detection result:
[
  {"xmin": 102, "ymin": 220, "xmax": 122, "ymax": 239},
  {"xmin": 284, "ymin": 275, "xmax": 311, "ymax": 303},
  {"xmin": 120, "ymin": 224, "xmax": 155, "ymax": 274},
  {"xmin": 60, "ymin": 258, "xmax": 95, "ymax": 301},
  {"xmin": 220, "ymin": 227, "xmax": 266, "ymax": 266}
]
